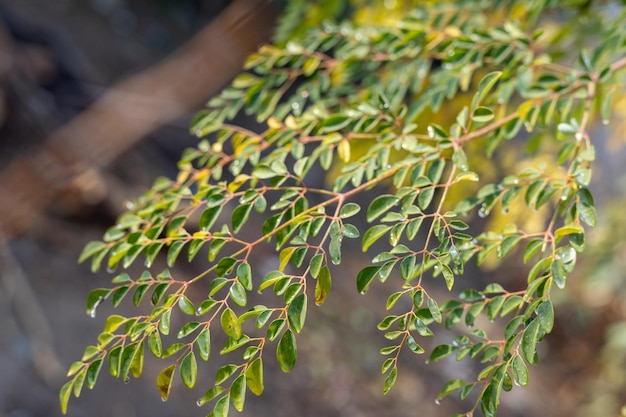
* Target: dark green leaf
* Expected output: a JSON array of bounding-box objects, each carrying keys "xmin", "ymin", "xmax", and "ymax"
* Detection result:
[
  {"xmin": 199, "ymin": 206, "xmax": 222, "ymax": 231},
  {"xmin": 287, "ymin": 294, "xmax": 307, "ymax": 333},
  {"xmin": 216, "ymin": 257, "xmax": 237, "ymax": 277},
  {"xmin": 276, "ymin": 329, "xmax": 297, "ymax": 372},
  {"xmin": 356, "ymin": 266, "xmax": 380, "ymax": 294},
  {"xmin": 501, "ymin": 295, "xmax": 524, "ymax": 316},
  {"xmin": 237, "ymin": 262, "xmax": 253, "ymax": 291},
  {"xmin": 521, "ymin": 319, "xmax": 541, "ymax": 364},
  {"xmin": 367, "ymin": 195, "xmax": 399, "ymax": 222},
  {"xmin": 232, "ymin": 203, "xmax": 253, "ymax": 233},
  {"xmin": 86, "ymin": 289, "xmax": 110, "ymax": 318},
  {"xmin": 428, "ymin": 344, "xmax": 454, "ymax": 363},
  {"xmin": 196, "ymin": 327, "xmax": 210, "ymax": 361},
  {"xmin": 85, "ymin": 358, "xmax": 103, "ymax": 389},
  {"xmin": 536, "ymin": 300, "xmax": 554, "ymax": 333},
  {"xmin": 511, "ymin": 354, "xmax": 529, "ymax": 386},
  {"xmin": 418, "ymin": 188, "xmax": 435, "ymax": 210}
]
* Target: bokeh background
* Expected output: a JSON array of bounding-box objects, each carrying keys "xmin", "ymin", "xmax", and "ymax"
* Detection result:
[{"xmin": 1, "ymin": 1, "xmax": 626, "ymax": 417}]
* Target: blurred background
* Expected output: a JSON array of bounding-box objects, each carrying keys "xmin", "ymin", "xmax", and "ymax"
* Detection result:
[{"xmin": 1, "ymin": 1, "xmax": 626, "ymax": 417}]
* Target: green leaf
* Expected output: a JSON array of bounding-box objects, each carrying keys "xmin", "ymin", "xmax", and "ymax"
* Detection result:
[
  {"xmin": 156, "ymin": 364, "xmax": 176, "ymax": 401},
  {"xmin": 151, "ymin": 283, "xmax": 170, "ymax": 306},
  {"xmin": 342, "ymin": 223, "xmax": 360, "ymax": 238},
  {"xmin": 60, "ymin": 380, "xmax": 73, "ymax": 414},
  {"xmin": 213, "ymin": 394, "xmax": 230, "ymax": 417},
  {"xmin": 523, "ymin": 238, "xmax": 544, "ymax": 263},
  {"xmin": 428, "ymin": 160, "xmax": 446, "ymax": 183},
  {"xmin": 315, "ymin": 265, "xmax": 331, "ymax": 306},
  {"xmin": 148, "ymin": 331, "xmax": 162, "ymax": 358},
  {"xmin": 208, "ymin": 238, "xmax": 227, "ymax": 262},
  {"xmin": 536, "ymin": 300, "xmax": 554, "ymax": 333},
  {"xmin": 501, "ymin": 295, "xmax": 524, "ymax": 316},
  {"xmin": 79, "ymin": 241, "xmax": 108, "ymax": 264},
  {"xmin": 428, "ymin": 344, "xmax": 454, "ymax": 363},
  {"xmin": 197, "ymin": 386, "xmax": 225, "ymax": 407},
  {"xmin": 196, "ymin": 327, "xmax": 211, "ymax": 361},
  {"xmin": 497, "ymin": 235, "xmax": 522, "ymax": 258},
  {"xmin": 199, "ymin": 205, "xmax": 223, "ymax": 231},
  {"xmin": 159, "ymin": 309, "xmax": 171, "ymax": 335},
  {"xmin": 406, "ymin": 217, "xmax": 424, "ymax": 240},
  {"xmin": 362, "ymin": 225, "xmax": 391, "ymax": 251},
  {"xmin": 367, "ymin": 195, "xmax": 399, "ymax": 222},
  {"xmin": 406, "ymin": 336, "xmax": 424, "ymax": 354},
  {"xmin": 486, "ymin": 296, "xmax": 506, "ymax": 321},
  {"xmin": 177, "ymin": 321, "xmax": 201, "ymax": 339},
  {"xmin": 229, "ymin": 282, "xmax": 248, "ymax": 307},
  {"xmin": 428, "ymin": 298, "xmax": 442, "ymax": 323},
  {"xmin": 216, "ymin": 364, "xmax": 238, "ymax": 385},
  {"xmin": 120, "ymin": 342, "xmax": 141, "ymax": 381},
  {"xmin": 220, "ymin": 308, "xmax": 242, "ymax": 340},
  {"xmin": 356, "ymin": 265, "xmax": 380, "ymax": 294},
  {"xmin": 180, "ymin": 352, "xmax": 197, "ymax": 389},
  {"xmin": 340, "ymin": 202, "xmax": 361, "ymax": 218},
  {"xmin": 320, "ymin": 114, "xmax": 351, "ymax": 133},
  {"xmin": 471, "ymin": 106, "xmax": 495, "ymax": 123},
  {"xmin": 440, "ymin": 263, "xmax": 455, "ymax": 291},
  {"xmin": 521, "ymin": 319, "xmax": 541, "ymax": 364},
  {"xmin": 86, "ymin": 288, "xmax": 110, "ymax": 317},
  {"xmin": 577, "ymin": 201, "xmax": 597, "ymax": 227},
  {"xmin": 276, "ymin": 329, "xmax": 297, "ymax": 372},
  {"xmin": 383, "ymin": 366, "xmax": 397, "ymax": 395},
  {"xmin": 103, "ymin": 315, "xmax": 126, "ymax": 333},
  {"xmin": 437, "ymin": 379, "xmax": 466, "ymax": 401},
  {"xmin": 418, "ymin": 187, "xmax": 435, "ymax": 210},
  {"xmin": 108, "ymin": 345, "xmax": 122, "ymax": 378},
  {"xmin": 551, "ymin": 257, "xmax": 567, "ymax": 289},
  {"xmin": 246, "ymin": 358, "xmax": 264, "ymax": 396},
  {"xmin": 85, "ymin": 358, "xmax": 103, "ymax": 389},
  {"xmin": 232, "ymin": 203, "xmax": 253, "ymax": 233},
  {"xmin": 237, "ymin": 262, "xmax": 253, "ymax": 291},
  {"xmin": 511, "ymin": 354, "xmax": 529, "ymax": 386},
  {"xmin": 178, "ymin": 296, "xmax": 196, "ymax": 315},
  {"xmin": 216, "ymin": 257, "xmax": 237, "ymax": 277},
  {"xmin": 471, "ymin": 71, "xmax": 502, "ymax": 109},
  {"xmin": 230, "ymin": 374, "xmax": 246, "ymax": 412},
  {"xmin": 287, "ymin": 294, "xmax": 307, "ymax": 333}
]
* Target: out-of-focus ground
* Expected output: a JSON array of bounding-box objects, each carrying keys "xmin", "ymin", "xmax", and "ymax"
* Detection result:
[{"xmin": 1, "ymin": 2, "xmax": 626, "ymax": 417}]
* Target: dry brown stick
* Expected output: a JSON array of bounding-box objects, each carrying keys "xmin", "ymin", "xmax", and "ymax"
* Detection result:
[{"xmin": 0, "ymin": 0, "xmax": 278, "ymax": 242}]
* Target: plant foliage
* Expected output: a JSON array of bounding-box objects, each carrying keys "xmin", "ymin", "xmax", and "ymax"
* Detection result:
[{"xmin": 62, "ymin": 1, "xmax": 626, "ymax": 416}]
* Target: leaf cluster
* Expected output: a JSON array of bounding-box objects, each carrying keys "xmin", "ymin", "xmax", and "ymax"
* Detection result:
[{"xmin": 62, "ymin": 2, "xmax": 626, "ymax": 417}]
